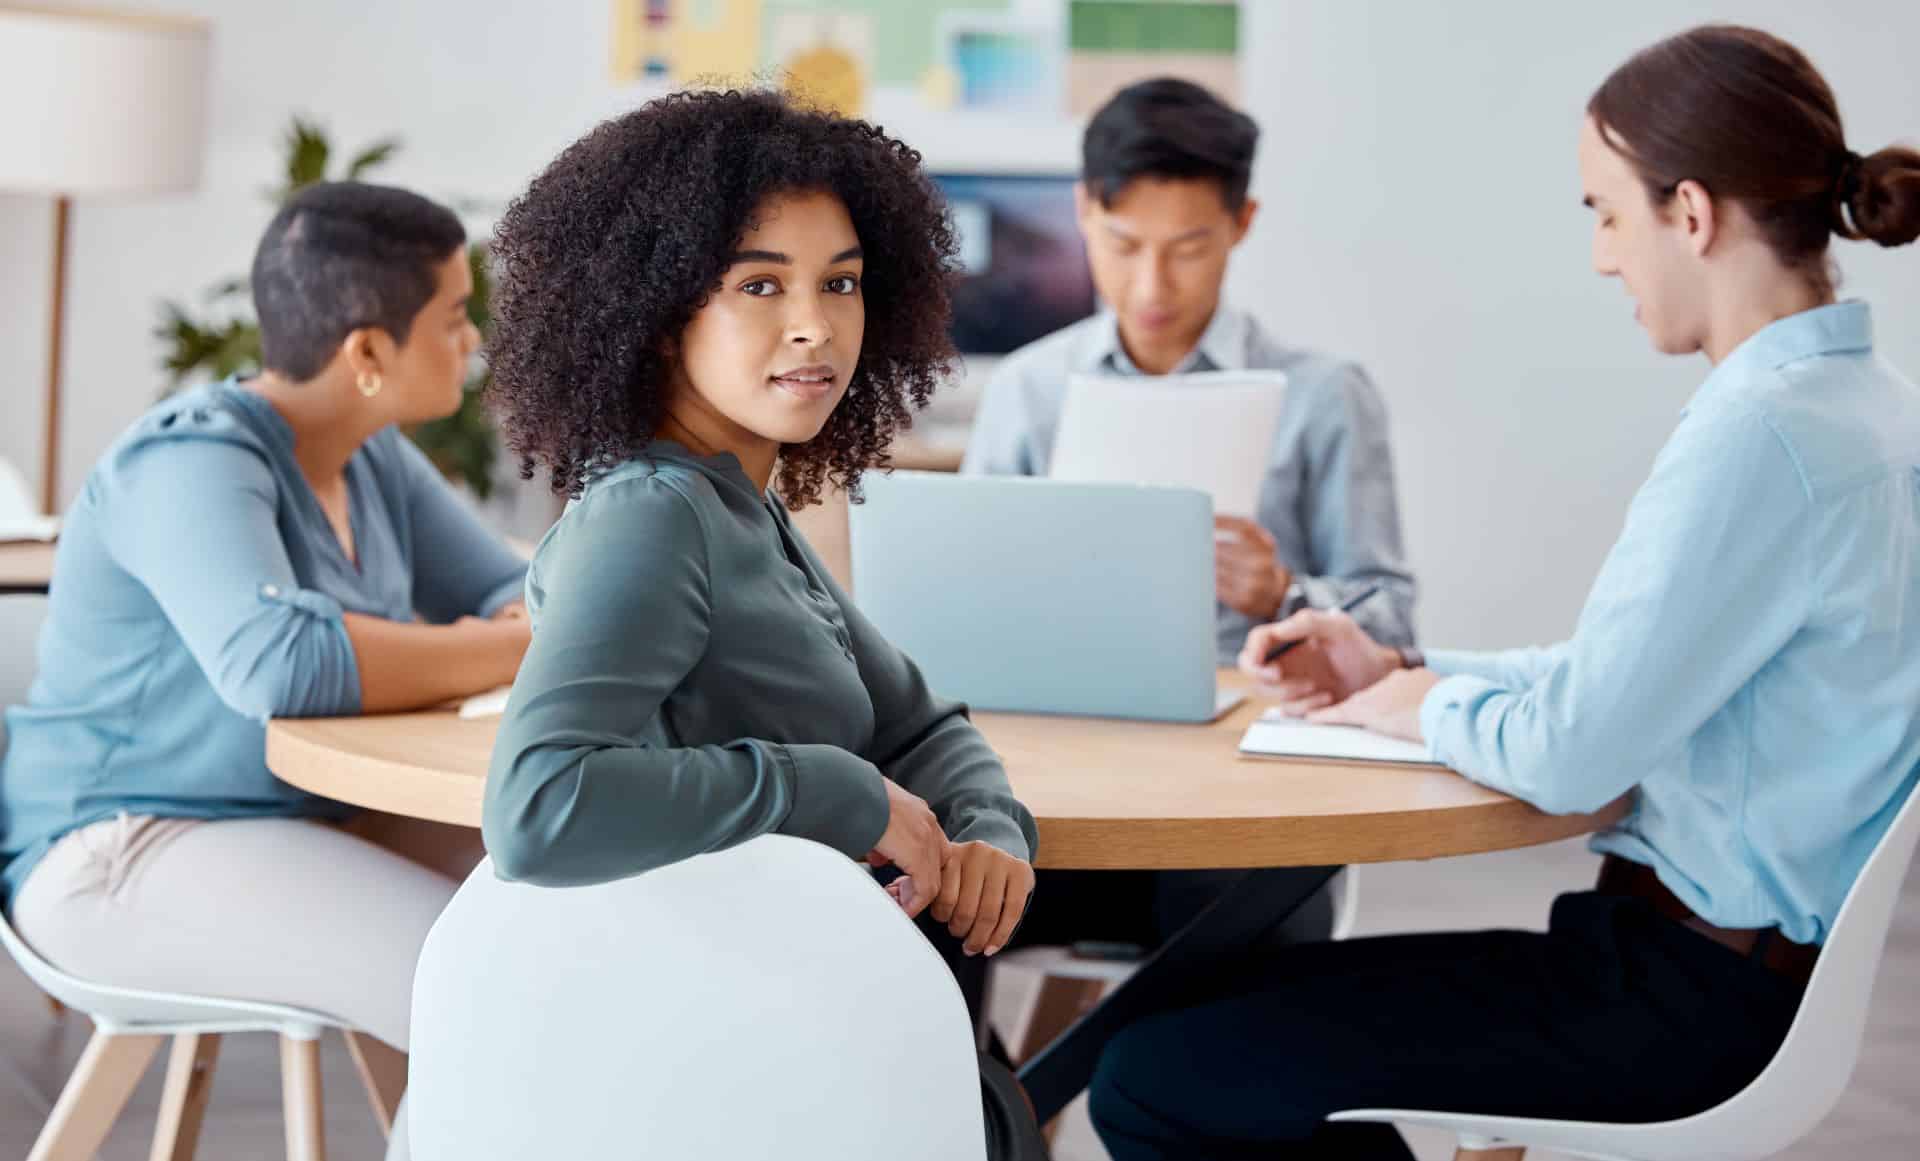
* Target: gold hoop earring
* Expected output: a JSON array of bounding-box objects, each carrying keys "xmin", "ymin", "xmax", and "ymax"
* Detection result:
[{"xmin": 356, "ymin": 372, "xmax": 383, "ymax": 399}]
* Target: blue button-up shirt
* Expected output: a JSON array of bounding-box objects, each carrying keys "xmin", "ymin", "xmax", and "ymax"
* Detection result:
[
  {"xmin": 962, "ymin": 307, "xmax": 1416, "ymax": 661},
  {"xmin": 0, "ymin": 380, "xmax": 528, "ymax": 908},
  {"xmin": 1421, "ymin": 302, "xmax": 1920, "ymax": 944}
]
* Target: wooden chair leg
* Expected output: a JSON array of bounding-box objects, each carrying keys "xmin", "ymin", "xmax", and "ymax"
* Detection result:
[
  {"xmin": 149, "ymin": 1033, "xmax": 222, "ymax": 1161},
  {"xmin": 45, "ymin": 993, "xmax": 66, "ymax": 1019},
  {"xmin": 1455, "ymin": 1147, "xmax": 1526, "ymax": 1161},
  {"xmin": 1012, "ymin": 973, "xmax": 1113, "ymax": 1145},
  {"xmin": 279, "ymin": 1034, "xmax": 325, "ymax": 1161},
  {"xmin": 343, "ymin": 1031, "xmax": 407, "ymax": 1138},
  {"xmin": 1010, "ymin": 974, "xmax": 1109, "ymax": 1064},
  {"xmin": 27, "ymin": 1028, "xmax": 165, "ymax": 1161}
]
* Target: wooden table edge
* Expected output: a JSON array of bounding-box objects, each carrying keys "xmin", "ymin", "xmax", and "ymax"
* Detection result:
[
  {"xmin": 267, "ymin": 723, "xmax": 487, "ymax": 829},
  {"xmin": 1030, "ymin": 797, "xmax": 1629, "ymax": 869},
  {"xmin": 267, "ymin": 718, "xmax": 1629, "ymax": 870}
]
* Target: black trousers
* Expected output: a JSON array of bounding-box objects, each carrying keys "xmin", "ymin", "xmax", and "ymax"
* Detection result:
[{"xmin": 1086, "ymin": 891, "xmax": 1805, "ymax": 1160}]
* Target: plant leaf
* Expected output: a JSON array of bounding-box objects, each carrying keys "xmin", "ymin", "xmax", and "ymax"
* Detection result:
[
  {"xmin": 280, "ymin": 116, "xmax": 331, "ymax": 202},
  {"xmin": 408, "ymin": 374, "xmax": 499, "ymax": 498},
  {"xmin": 466, "ymin": 243, "xmax": 492, "ymax": 333},
  {"xmin": 345, "ymin": 139, "xmax": 401, "ymax": 179},
  {"xmin": 154, "ymin": 307, "xmax": 260, "ymax": 390}
]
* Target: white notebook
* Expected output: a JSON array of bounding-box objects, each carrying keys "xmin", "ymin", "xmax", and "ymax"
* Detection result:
[
  {"xmin": 0, "ymin": 515, "xmax": 57, "ymax": 543},
  {"xmin": 458, "ymin": 685, "xmax": 514, "ymax": 719},
  {"xmin": 1049, "ymin": 370, "xmax": 1288, "ymax": 518},
  {"xmin": 1239, "ymin": 709, "xmax": 1435, "ymax": 766}
]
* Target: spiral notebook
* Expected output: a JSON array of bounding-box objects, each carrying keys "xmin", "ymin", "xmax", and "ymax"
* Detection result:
[{"xmin": 1238, "ymin": 709, "xmax": 1436, "ymax": 766}]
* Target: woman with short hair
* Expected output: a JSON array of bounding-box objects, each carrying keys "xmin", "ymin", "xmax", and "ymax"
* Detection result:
[{"xmin": 2, "ymin": 181, "xmax": 532, "ymax": 1160}]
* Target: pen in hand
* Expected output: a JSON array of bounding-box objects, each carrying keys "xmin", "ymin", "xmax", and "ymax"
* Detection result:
[{"xmin": 1261, "ymin": 584, "xmax": 1383, "ymax": 665}]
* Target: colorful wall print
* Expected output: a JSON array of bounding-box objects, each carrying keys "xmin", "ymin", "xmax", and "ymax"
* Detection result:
[
  {"xmin": 610, "ymin": 1, "xmax": 1240, "ymax": 124},
  {"xmin": 768, "ymin": 8, "xmax": 873, "ymax": 115},
  {"xmin": 760, "ymin": 0, "xmax": 1009, "ymax": 90},
  {"xmin": 610, "ymin": 0, "xmax": 763, "ymax": 86},
  {"xmin": 1067, "ymin": 0, "xmax": 1240, "ymax": 115},
  {"xmin": 609, "ymin": 0, "xmax": 668, "ymax": 82},
  {"xmin": 937, "ymin": 12, "xmax": 1061, "ymax": 114}
]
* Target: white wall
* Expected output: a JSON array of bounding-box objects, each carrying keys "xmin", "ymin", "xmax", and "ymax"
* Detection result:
[
  {"xmin": 1, "ymin": 0, "xmax": 1917, "ymax": 693},
  {"xmin": 1230, "ymin": 1, "xmax": 1920, "ymax": 647}
]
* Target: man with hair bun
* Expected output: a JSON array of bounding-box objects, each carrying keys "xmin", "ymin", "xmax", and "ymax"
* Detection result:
[{"xmin": 1090, "ymin": 26, "xmax": 1920, "ymax": 1160}]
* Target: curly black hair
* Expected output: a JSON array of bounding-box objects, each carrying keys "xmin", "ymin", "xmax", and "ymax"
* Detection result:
[{"xmin": 486, "ymin": 87, "xmax": 959, "ymax": 508}]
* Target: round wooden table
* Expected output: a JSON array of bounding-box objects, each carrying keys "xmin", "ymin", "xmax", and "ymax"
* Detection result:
[
  {"xmin": 265, "ymin": 670, "xmax": 1625, "ymax": 1120},
  {"xmin": 266, "ymin": 672, "xmax": 1620, "ymax": 870},
  {"xmin": 0, "ymin": 540, "xmax": 55, "ymax": 596}
]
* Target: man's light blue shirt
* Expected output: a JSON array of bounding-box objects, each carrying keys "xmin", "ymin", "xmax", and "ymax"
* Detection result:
[
  {"xmin": 1420, "ymin": 302, "xmax": 1920, "ymax": 944},
  {"xmin": 962, "ymin": 307, "xmax": 1415, "ymax": 661}
]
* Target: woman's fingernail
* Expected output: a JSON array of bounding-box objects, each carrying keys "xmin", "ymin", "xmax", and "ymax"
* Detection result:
[{"xmin": 985, "ymin": 945, "xmax": 1002, "ymax": 956}]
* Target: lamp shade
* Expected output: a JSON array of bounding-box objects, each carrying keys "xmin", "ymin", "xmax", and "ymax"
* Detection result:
[{"xmin": 0, "ymin": 4, "xmax": 210, "ymax": 196}]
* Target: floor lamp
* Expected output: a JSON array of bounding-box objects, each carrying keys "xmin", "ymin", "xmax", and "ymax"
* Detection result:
[{"xmin": 0, "ymin": 5, "xmax": 210, "ymax": 515}]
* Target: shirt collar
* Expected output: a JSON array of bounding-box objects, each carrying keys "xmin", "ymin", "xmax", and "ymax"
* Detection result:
[
  {"xmin": 1074, "ymin": 306, "xmax": 1253, "ymax": 376},
  {"xmin": 1686, "ymin": 300, "xmax": 1875, "ymax": 413}
]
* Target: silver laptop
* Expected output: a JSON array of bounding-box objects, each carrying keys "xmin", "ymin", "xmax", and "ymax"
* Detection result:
[{"xmin": 849, "ymin": 472, "xmax": 1244, "ymax": 722}]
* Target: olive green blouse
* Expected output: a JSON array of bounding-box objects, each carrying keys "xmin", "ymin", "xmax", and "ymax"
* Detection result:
[{"xmin": 484, "ymin": 442, "xmax": 1037, "ymax": 886}]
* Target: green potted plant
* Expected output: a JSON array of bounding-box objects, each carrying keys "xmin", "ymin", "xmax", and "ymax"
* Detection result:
[{"xmin": 156, "ymin": 118, "xmax": 500, "ymax": 498}]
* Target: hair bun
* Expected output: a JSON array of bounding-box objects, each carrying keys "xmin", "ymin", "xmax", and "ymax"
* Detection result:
[{"xmin": 1837, "ymin": 144, "xmax": 1920, "ymax": 248}]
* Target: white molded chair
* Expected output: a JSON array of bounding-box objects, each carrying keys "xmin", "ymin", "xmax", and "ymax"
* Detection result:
[
  {"xmin": 407, "ymin": 836, "xmax": 987, "ymax": 1161},
  {"xmin": 0, "ymin": 908, "xmax": 402, "ymax": 1161},
  {"xmin": 1330, "ymin": 780, "xmax": 1920, "ymax": 1160}
]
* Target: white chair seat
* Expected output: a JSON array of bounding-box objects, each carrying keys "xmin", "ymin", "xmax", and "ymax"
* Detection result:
[
  {"xmin": 1331, "ymin": 779, "xmax": 1920, "ymax": 1161},
  {"xmin": 3, "ymin": 913, "xmax": 340, "ymax": 1036},
  {"xmin": 3, "ymin": 908, "xmax": 382, "ymax": 1160},
  {"xmin": 408, "ymin": 835, "xmax": 987, "ymax": 1161}
]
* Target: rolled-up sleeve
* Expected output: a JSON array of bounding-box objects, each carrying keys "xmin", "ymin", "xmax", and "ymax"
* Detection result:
[
  {"xmin": 483, "ymin": 476, "xmax": 891, "ymax": 888},
  {"xmin": 102, "ymin": 438, "xmax": 360, "ymax": 721}
]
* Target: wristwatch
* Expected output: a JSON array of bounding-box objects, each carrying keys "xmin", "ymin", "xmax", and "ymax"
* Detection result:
[{"xmin": 1396, "ymin": 645, "xmax": 1426, "ymax": 671}]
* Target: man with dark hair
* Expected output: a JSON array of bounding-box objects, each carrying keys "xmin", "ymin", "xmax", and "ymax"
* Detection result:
[
  {"xmin": 964, "ymin": 78, "xmax": 1416, "ymax": 661},
  {"xmin": 963, "ymin": 79, "xmax": 1414, "ymax": 1030}
]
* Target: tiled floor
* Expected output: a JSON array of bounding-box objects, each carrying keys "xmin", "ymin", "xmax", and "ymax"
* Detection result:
[{"xmin": 3, "ymin": 837, "xmax": 1914, "ymax": 1160}]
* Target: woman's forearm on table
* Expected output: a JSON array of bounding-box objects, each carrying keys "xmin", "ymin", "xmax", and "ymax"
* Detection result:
[{"xmin": 342, "ymin": 613, "xmax": 529, "ymax": 713}]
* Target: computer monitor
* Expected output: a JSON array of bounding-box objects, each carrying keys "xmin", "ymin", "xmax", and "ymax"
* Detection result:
[{"xmin": 932, "ymin": 173, "xmax": 1097, "ymax": 356}]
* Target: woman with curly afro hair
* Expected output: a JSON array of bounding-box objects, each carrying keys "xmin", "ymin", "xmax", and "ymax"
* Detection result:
[{"xmin": 480, "ymin": 88, "xmax": 1044, "ymax": 1151}]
